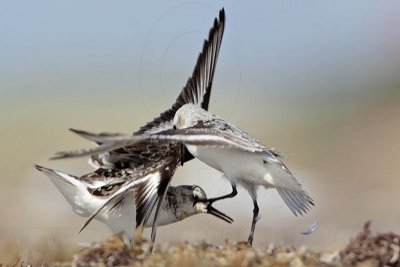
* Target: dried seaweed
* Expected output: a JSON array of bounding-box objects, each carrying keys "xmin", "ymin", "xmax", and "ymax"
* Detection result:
[{"xmin": 340, "ymin": 221, "xmax": 400, "ymax": 266}]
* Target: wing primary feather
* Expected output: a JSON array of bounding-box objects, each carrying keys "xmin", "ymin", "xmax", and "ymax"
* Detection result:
[
  {"xmin": 150, "ymin": 182, "xmax": 170, "ymax": 244},
  {"xmin": 135, "ymin": 8, "xmax": 225, "ymax": 135},
  {"xmin": 150, "ymin": 194, "xmax": 165, "ymax": 246},
  {"xmin": 277, "ymin": 188, "xmax": 314, "ymax": 217},
  {"xmin": 278, "ymin": 189, "xmax": 299, "ymax": 216}
]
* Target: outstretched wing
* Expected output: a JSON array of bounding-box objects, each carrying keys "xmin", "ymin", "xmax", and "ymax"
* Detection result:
[
  {"xmin": 150, "ymin": 131, "xmax": 263, "ymax": 152},
  {"xmin": 136, "ymin": 8, "xmax": 225, "ymax": 135},
  {"xmin": 51, "ymin": 127, "xmax": 266, "ymax": 159}
]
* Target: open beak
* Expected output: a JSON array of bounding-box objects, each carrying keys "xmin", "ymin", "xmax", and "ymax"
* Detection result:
[{"xmin": 205, "ymin": 203, "xmax": 233, "ymax": 224}]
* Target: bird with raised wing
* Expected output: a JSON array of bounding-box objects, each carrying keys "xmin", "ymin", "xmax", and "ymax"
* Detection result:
[
  {"xmin": 149, "ymin": 104, "xmax": 314, "ymax": 244},
  {"xmin": 46, "ymin": 8, "xmax": 226, "ymax": 245}
]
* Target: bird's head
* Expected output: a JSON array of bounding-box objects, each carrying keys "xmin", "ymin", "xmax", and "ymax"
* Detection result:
[
  {"xmin": 168, "ymin": 185, "xmax": 233, "ymax": 224},
  {"xmin": 174, "ymin": 104, "xmax": 209, "ymax": 129}
]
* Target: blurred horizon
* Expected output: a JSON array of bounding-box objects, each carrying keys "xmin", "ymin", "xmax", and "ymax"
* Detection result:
[{"xmin": 1, "ymin": 0, "xmax": 400, "ymax": 263}]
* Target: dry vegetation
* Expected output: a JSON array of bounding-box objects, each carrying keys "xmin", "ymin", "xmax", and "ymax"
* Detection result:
[{"xmin": 2, "ymin": 222, "xmax": 400, "ymax": 267}]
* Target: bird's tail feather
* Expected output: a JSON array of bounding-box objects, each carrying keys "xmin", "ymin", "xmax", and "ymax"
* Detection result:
[{"xmin": 34, "ymin": 164, "xmax": 92, "ymax": 216}]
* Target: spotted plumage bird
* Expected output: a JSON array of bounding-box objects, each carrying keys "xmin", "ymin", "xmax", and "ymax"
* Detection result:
[{"xmin": 35, "ymin": 165, "xmax": 232, "ymax": 244}]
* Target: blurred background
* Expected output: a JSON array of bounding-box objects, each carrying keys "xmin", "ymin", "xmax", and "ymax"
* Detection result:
[{"xmin": 1, "ymin": 0, "xmax": 399, "ymax": 263}]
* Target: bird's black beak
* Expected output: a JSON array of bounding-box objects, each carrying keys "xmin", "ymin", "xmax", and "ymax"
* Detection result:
[{"xmin": 205, "ymin": 202, "xmax": 233, "ymax": 224}]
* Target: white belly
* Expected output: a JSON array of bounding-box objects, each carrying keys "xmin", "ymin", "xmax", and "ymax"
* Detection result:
[{"xmin": 186, "ymin": 145, "xmax": 272, "ymax": 186}]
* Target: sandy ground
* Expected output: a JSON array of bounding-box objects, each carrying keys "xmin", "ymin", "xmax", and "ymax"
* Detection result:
[{"xmin": 3, "ymin": 222, "xmax": 400, "ymax": 267}]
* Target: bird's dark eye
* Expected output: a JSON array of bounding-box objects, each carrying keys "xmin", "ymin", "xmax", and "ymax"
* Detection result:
[
  {"xmin": 193, "ymin": 195, "xmax": 199, "ymax": 201},
  {"xmin": 173, "ymin": 125, "xmax": 177, "ymax": 130}
]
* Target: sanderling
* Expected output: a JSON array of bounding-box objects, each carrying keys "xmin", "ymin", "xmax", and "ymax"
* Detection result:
[
  {"xmin": 47, "ymin": 9, "xmax": 226, "ymax": 245},
  {"xmin": 153, "ymin": 104, "xmax": 314, "ymax": 244},
  {"xmin": 56, "ymin": 103, "xmax": 314, "ymax": 244},
  {"xmin": 35, "ymin": 165, "xmax": 232, "ymax": 244}
]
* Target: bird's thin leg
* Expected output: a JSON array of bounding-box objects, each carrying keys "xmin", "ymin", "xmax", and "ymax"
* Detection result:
[
  {"xmin": 247, "ymin": 199, "xmax": 259, "ymax": 245},
  {"xmin": 207, "ymin": 183, "xmax": 237, "ymax": 204}
]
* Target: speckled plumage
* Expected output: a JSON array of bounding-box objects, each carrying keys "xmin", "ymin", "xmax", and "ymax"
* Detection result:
[{"xmin": 35, "ymin": 165, "xmax": 232, "ymax": 244}]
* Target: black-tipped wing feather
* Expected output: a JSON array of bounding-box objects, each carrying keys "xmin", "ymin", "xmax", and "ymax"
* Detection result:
[
  {"xmin": 134, "ymin": 169, "xmax": 173, "ymax": 227},
  {"xmin": 135, "ymin": 8, "xmax": 225, "ymax": 136},
  {"xmin": 78, "ymin": 175, "xmax": 150, "ymax": 233}
]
